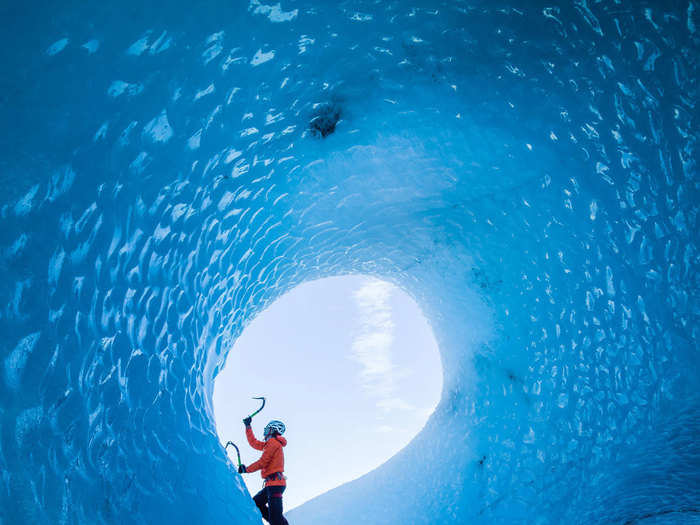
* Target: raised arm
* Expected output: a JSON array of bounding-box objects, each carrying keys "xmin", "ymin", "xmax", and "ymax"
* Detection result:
[{"xmin": 245, "ymin": 426, "xmax": 265, "ymax": 451}]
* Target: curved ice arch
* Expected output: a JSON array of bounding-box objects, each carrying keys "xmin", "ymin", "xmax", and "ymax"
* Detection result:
[{"xmin": 1, "ymin": 1, "xmax": 698, "ymax": 524}]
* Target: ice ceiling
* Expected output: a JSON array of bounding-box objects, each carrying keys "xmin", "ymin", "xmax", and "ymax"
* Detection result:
[{"xmin": 0, "ymin": 1, "xmax": 698, "ymax": 524}]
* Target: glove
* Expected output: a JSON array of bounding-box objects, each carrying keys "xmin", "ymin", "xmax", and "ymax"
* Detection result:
[
  {"xmin": 238, "ymin": 464, "xmax": 247, "ymax": 474},
  {"xmin": 243, "ymin": 416, "xmax": 252, "ymax": 427}
]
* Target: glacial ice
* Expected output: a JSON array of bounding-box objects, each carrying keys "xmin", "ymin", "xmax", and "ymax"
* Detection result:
[{"xmin": 0, "ymin": 1, "xmax": 698, "ymax": 524}]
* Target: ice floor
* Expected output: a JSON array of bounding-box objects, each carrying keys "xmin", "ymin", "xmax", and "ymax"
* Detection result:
[{"xmin": 0, "ymin": 1, "xmax": 698, "ymax": 524}]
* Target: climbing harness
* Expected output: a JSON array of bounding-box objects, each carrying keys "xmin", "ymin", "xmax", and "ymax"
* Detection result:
[{"xmin": 264, "ymin": 472, "xmax": 286, "ymax": 483}]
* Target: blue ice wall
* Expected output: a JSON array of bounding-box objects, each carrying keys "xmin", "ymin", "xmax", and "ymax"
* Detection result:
[{"xmin": 1, "ymin": 1, "xmax": 698, "ymax": 524}]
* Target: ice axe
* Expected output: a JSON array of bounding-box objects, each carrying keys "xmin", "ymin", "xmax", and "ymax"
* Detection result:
[
  {"xmin": 225, "ymin": 441, "xmax": 242, "ymax": 469},
  {"xmin": 247, "ymin": 396, "xmax": 266, "ymax": 420}
]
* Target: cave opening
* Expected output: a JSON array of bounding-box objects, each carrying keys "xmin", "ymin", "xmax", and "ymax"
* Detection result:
[{"xmin": 212, "ymin": 275, "xmax": 443, "ymax": 510}]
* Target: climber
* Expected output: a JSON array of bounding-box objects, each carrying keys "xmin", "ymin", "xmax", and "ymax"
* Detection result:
[{"xmin": 238, "ymin": 418, "xmax": 289, "ymax": 525}]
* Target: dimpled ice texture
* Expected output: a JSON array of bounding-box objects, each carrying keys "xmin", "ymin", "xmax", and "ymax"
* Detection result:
[{"xmin": 0, "ymin": 1, "xmax": 698, "ymax": 524}]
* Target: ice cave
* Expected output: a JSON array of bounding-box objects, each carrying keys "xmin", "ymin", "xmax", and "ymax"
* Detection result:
[{"xmin": 0, "ymin": 1, "xmax": 698, "ymax": 524}]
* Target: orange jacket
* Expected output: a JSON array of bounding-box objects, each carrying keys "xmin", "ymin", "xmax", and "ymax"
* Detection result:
[{"xmin": 245, "ymin": 426, "xmax": 287, "ymax": 486}]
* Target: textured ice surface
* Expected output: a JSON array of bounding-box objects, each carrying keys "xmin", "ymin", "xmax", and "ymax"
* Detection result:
[{"xmin": 0, "ymin": 1, "xmax": 698, "ymax": 524}]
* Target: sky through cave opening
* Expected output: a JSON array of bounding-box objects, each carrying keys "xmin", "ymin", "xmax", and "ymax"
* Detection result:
[{"xmin": 213, "ymin": 275, "xmax": 443, "ymax": 510}]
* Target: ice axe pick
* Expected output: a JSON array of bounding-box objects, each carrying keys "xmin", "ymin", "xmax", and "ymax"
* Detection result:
[{"xmin": 247, "ymin": 396, "xmax": 266, "ymax": 420}]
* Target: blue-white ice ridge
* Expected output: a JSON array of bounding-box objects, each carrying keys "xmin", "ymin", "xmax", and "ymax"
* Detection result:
[{"xmin": 1, "ymin": 1, "xmax": 698, "ymax": 524}]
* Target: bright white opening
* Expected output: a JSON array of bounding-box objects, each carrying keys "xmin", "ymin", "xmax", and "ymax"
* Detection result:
[{"xmin": 213, "ymin": 275, "xmax": 442, "ymax": 510}]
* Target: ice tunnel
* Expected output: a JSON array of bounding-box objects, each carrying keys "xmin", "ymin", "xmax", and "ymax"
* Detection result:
[{"xmin": 1, "ymin": 1, "xmax": 698, "ymax": 524}]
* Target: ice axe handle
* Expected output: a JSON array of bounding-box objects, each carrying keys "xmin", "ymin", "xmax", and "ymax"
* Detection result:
[{"xmin": 225, "ymin": 441, "xmax": 242, "ymax": 468}]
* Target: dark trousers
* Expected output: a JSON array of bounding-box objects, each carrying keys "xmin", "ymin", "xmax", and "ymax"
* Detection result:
[{"xmin": 253, "ymin": 486, "xmax": 289, "ymax": 525}]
